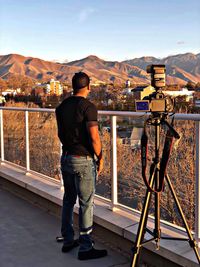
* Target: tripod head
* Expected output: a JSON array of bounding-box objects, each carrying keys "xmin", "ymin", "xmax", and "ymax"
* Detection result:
[{"xmin": 146, "ymin": 112, "xmax": 180, "ymax": 140}]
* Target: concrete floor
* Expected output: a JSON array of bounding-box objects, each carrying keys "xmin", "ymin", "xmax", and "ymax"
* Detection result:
[{"xmin": 0, "ymin": 188, "xmax": 130, "ymax": 267}]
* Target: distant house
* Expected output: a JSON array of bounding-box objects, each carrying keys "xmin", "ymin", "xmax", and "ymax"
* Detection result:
[
  {"xmin": 122, "ymin": 88, "xmax": 133, "ymax": 95},
  {"xmin": 33, "ymin": 85, "xmax": 46, "ymax": 96},
  {"xmin": 132, "ymin": 86, "xmax": 194, "ymax": 102},
  {"xmin": 0, "ymin": 95, "xmax": 6, "ymax": 106},
  {"xmin": 130, "ymin": 127, "xmax": 143, "ymax": 148},
  {"xmin": 125, "ymin": 80, "xmax": 131, "ymax": 88},
  {"xmin": 132, "ymin": 85, "xmax": 155, "ymax": 100},
  {"xmin": 195, "ymin": 100, "xmax": 200, "ymax": 107},
  {"xmin": 118, "ymin": 127, "xmax": 143, "ymax": 149},
  {"xmin": 2, "ymin": 89, "xmax": 17, "ymax": 96}
]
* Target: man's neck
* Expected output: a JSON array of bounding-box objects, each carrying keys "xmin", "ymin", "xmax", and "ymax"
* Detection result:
[
  {"xmin": 73, "ymin": 86, "xmax": 89, "ymax": 98},
  {"xmin": 73, "ymin": 92, "xmax": 87, "ymax": 98}
]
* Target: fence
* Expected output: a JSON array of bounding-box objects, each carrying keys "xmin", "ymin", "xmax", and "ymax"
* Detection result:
[{"xmin": 0, "ymin": 107, "xmax": 200, "ymax": 246}]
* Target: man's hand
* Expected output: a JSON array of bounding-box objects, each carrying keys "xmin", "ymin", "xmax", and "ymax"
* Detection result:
[
  {"xmin": 97, "ymin": 158, "xmax": 103, "ymax": 176},
  {"xmin": 86, "ymin": 121, "xmax": 103, "ymax": 176}
]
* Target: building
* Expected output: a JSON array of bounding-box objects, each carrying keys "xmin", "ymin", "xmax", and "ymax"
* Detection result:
[
  {"xmin": 132, "ymin": 86, "xmax": 195, "ymax": 102},
  {"xmin": 132, "ymin": 85, "xmax": 155, "ymax": 100},
  {"xmin": 0, "ymin": 95, "xmax": 6, "ymax": 106},
  {"xmin": 163, "ymin": 88, "xmax": 194, "ymax": 102},
  {"xmin": 122, "ymin": 87, "xmax": 133, "ymax": 95},
  {"xmin": 2, "ymin": 89, "xmax": 17, "ymax": 96},
  {"xmin": 125, "ymin": 79, "xmax": 131, "ymax": 88},
  {"xmin": 46, "ymin": 79, "xmax": 63, "ymax": 95},
  {"xmin": 118, "ymin": 127, "xmax": 143, "ymax": 149}
]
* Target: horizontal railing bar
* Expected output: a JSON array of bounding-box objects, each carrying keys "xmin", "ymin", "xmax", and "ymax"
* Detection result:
[
  {"xmin": 99, "ymin": 110, "xmax": 147, "ymax": 117},
  {"xmin": 1, "ymin": 106, "xmax": 200, "ymax": 121},
  {"xmin": 174, "ymin": 113, "xmax": 200, "ymax": 121},
  {"xmin": 99, "ymin": 111, "xmax": 200, "ymax": 121},
  {"xmin": 0, "ymin": 107, "xmax": 55, "ymax": 112}
]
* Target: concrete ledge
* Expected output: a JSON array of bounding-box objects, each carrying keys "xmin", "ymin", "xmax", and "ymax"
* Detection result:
[{"xmin": 0, "ymin": 162, "xmax": 199, "ymax": 267}]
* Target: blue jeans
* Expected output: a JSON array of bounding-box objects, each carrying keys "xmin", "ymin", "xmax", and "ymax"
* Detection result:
[{"xmin": 61, "ymin": 154, "xmax": 96, "ymax": 252}]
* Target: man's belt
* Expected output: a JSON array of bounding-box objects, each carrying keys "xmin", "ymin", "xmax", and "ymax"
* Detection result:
[{"xmin": 65, "ymin": 153, "xmax": 93, "ymax": 160}]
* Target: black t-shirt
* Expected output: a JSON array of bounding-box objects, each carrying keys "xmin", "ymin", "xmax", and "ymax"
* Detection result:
[{"xmin": 55, "ymin": 96, "xmax": 97, "ymax": 157}]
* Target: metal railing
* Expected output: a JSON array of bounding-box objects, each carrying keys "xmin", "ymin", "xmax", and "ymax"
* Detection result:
[{"xmin": 0, "ymin": 106, "xmax": 200, "ymax": 246}]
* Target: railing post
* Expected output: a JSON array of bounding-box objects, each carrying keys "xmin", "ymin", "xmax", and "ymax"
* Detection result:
[
  {"xmin": 110, "ymin": 115, "xmax": 118, "ymax": 210},
  {"xmin": 195, "ymin": 121, "xmax": 200, "ymax": 247},
  {"xmin": 25, "ymin": 111, "xmax": 30, "ymax": 173},
  {"xmin": 0, "ymin": 109, "xmax": 4, "ymax": 163}
]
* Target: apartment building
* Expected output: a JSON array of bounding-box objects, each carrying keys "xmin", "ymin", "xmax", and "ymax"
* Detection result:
[{"xmin": 46, "ymin": 79, "xmax": 63, "ymax": 95}]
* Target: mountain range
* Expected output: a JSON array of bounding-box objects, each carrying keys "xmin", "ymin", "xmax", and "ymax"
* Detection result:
[{"xmin": 0, "ymin": 52, "xmax": 200, "ymax": 85}]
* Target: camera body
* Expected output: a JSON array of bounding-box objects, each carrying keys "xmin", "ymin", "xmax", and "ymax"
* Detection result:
[{"xmin": 135, "ymin": 65, "xmax": 174, "ymax": 113}]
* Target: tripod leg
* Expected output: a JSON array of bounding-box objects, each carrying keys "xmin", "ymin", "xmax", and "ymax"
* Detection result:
[
  {"xmin": 154, "ymin": 172, "xmax": 161, "ymax": 246},
  {"xmin": 154, "ymin": 122, "xmax": 161, "ymax": 246},
  {"xmin": 131, "ymin": 190, "xmax": 153, "ymax": 267},
  {"xmin": 165, "ymin": 174, "xmax": 200, "ymax": 264},
  {"xmin": 131, "ymin": 168, "xmax": 156, "ymax": 267}
]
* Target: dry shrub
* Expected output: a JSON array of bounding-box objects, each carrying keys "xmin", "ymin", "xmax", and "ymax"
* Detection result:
[{"xmin": 3, "ymin": 102, "xmax": 60, "ymax": 179}]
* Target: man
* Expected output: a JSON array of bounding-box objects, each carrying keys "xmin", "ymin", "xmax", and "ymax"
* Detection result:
[{"xmin": 55, "ymin": 72, "xmax": 107, "ymax": 260}]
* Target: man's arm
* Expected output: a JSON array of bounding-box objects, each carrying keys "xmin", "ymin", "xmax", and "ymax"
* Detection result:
[
  {"xmin": 87, "ymin": 121, "xmax": 103, "ymax": 175},
  {"xmin": 55, "ymin": 109, "xmax": 65, "ymax": 145}
]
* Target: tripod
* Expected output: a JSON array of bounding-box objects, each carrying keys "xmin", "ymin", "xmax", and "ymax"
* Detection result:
[{"xmin": 131, "ymin": 115, "xmax": 200, "ymax": 267}]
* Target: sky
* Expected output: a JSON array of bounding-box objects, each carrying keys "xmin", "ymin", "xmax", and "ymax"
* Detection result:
[{"xmin": 0, "ymin": 0, "xmax": 200, "ymax": 62}]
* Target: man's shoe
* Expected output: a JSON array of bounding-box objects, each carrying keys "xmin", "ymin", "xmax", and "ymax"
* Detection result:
[
  {"xmin": 56, "ymin": 236, "xmax": 64, "ymax": 243},
  {"xmin": 62, "ymin": 240, "xmax": 79, "ymax": 252},
  {"xmin": 78, "ymin": 247, "xmax": 107, "ymax": 260}
]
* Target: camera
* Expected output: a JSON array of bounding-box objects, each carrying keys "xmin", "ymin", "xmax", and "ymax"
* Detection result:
[{"xmin": 135, "ymin": 65, "xmax": 174, "ymax": 113}]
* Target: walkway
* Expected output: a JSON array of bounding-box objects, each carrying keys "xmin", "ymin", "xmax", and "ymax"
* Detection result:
[{"xmin": 0, "ymin": 188, "xmax": 130, "ymax": 267}]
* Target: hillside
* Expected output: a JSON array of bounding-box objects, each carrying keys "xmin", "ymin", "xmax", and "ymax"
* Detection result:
[
  {"xmin": 0, "ymin": 54, "xmax": 80, "ymax": 81},
  {"xmin": 0, "ymin": 52, "xmax": 200, "ymax": 85},
  {"xmin": 123, "ymin": 53, "xmax": 200, "ymax": 84}
]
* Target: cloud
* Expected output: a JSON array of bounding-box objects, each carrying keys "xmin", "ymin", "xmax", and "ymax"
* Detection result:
[
  {"xmin": 177, "ymin": 41, "xmax": 185, "ymax": 45},
  {"xmin": 79, "ymin": 8, "xmax": 95, "ymax": 22}
]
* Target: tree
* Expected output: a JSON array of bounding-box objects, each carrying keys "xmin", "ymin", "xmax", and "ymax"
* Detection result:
[
  {"xmin": 7, "ymin": 76, "xmax": 21, "ymax": 89},
  {"xmin": 195, "ymin": 82, "xmax": 200, "ymax": 90},
  {"xmin": 20, "ymin": 76, "xmax": 34, "ymax": 94},
  {"xmin": 7, "ymin": 75, "xmax": 34, "ymax": 93},
  {"xmin": 185, "ymin": 81, "xmax": 196, "ymax": 90},
  {"xmin": 0, "ymin": 78, "xmax": 7, "ymax": 93}
]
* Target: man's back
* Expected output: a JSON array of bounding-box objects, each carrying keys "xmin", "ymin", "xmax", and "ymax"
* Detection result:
[{"xmin": 56, "ymin": 96, "xmax": 97, "ymax": 157}]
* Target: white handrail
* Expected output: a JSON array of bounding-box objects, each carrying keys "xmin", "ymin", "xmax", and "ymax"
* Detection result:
[{"xmin": 1, "ymin": 106, "xmax": 200, "ymax": 120}]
